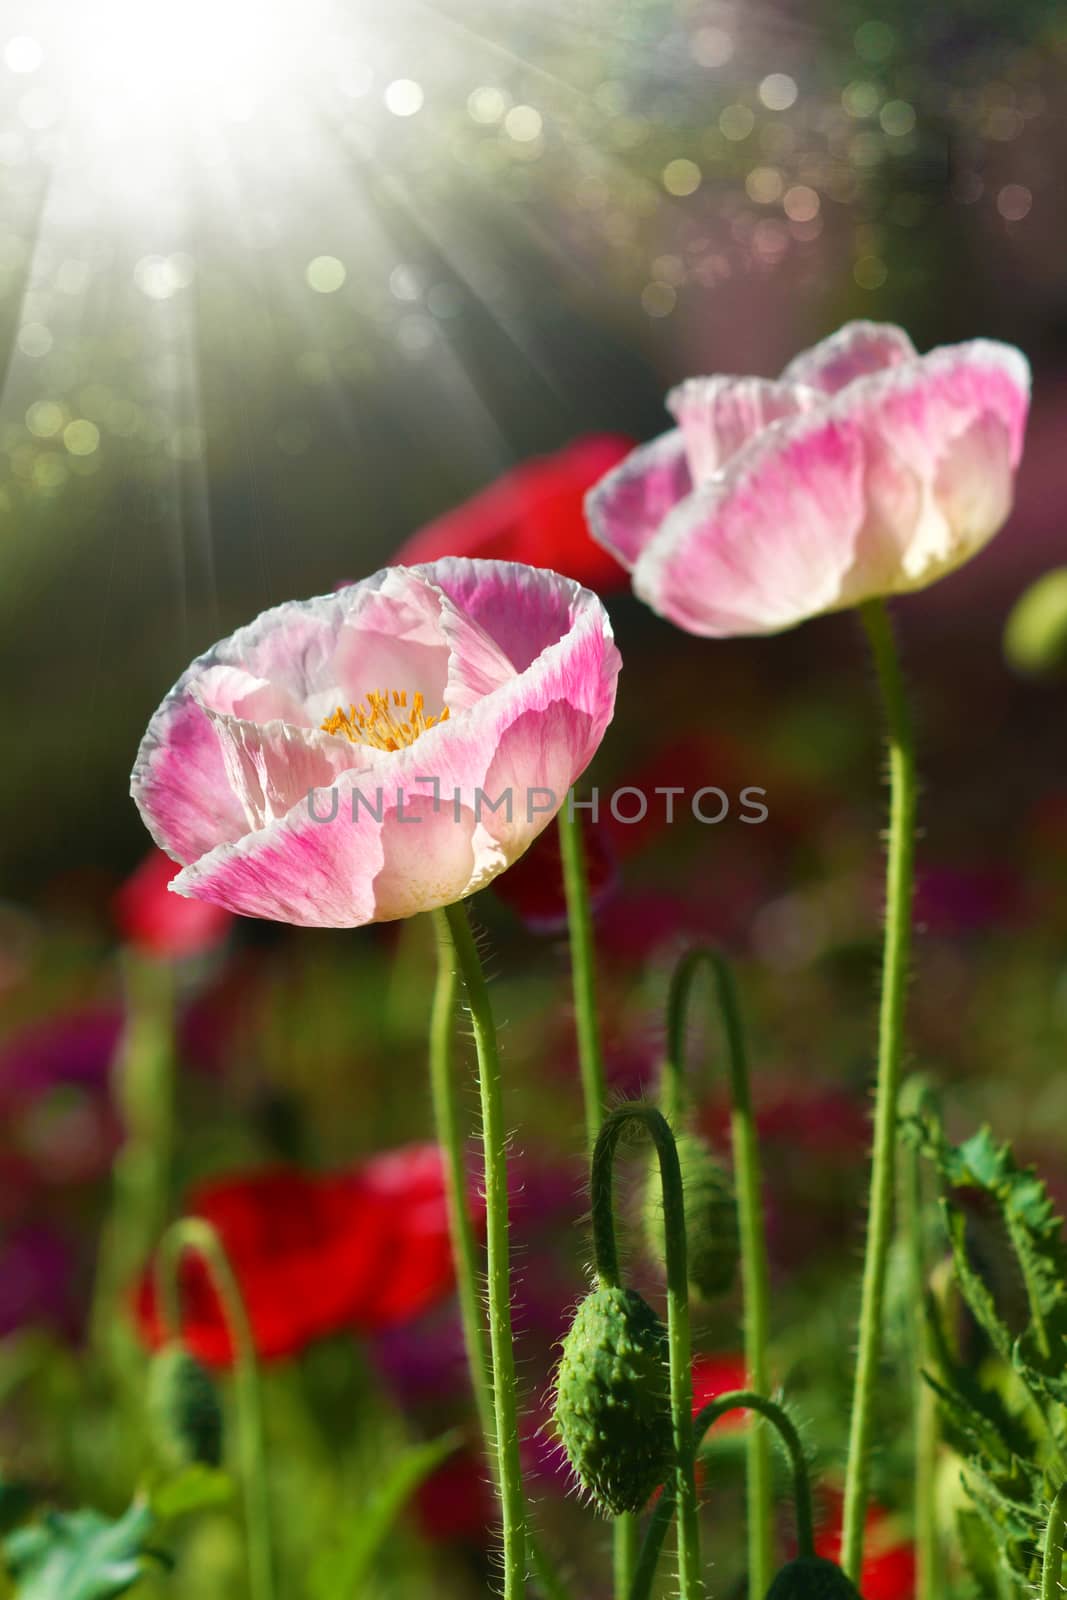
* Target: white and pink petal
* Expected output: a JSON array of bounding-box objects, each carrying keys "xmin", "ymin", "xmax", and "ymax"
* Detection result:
[{"xmin": 584, "ymin": 428, "xmax": 693, "ymax": 572}]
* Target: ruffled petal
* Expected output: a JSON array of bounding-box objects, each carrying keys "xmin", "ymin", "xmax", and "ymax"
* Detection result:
[
  {"xmin": 632, "ymin": 339, "xmax": 1030, "ymax": 636},
  {"xmin": 780, "ymin": 320, "xmax": 917, "ymax": 393},
  {"xmin": 665, "ymin": 376, "xmax": 820, "ymax": 483},
  {"xmin": 201, "ymin": 712, "xmax": 370, "ymax": 831},
  {"xmin": 584, "ymin": 428, "xmax": 693, "ymax": 571},
  {"xmin": 152, "ymin": 560, "xmax": 619, "ymax": 927}
]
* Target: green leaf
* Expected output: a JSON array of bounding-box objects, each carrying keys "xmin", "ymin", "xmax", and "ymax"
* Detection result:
[
  {"xmin": 150, "ymin": 1466, "xmax": 233, "ymax": 1524},
  {"xmin": 309, "ymin": 1431, "xmax": 461, "ymax": 1600},
  {"xmin": 5, "ymin": 1499, "xmax": 162, "ymax": 1600},
  {"xmin": 916, "ymin": 1122, "xmax": 1067, "ymax": 1393}
]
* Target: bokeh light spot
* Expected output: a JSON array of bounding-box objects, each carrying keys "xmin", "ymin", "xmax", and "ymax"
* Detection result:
[
  {"xmin": 4, "ymin": 35, "xmax": 43, "ymax": 73},
  {"xmin": 63, "ymin": 419, "xmax": 100, "ymax": 456},
  {"xmin": 26, "ymin": 401, "xmax": 65, "ymax": 438},
  {"xmin": 384, "ymin": 78, "xmax": 423, "ymax": 117},
  {"xmin": 759, "ymin": 74, "xmax": 798, "ymax": 111},
  {"xmin": 662, "ymin": 158, "xmax": 701, "ymax": 196},
  {"xmin": 997, "ymin": 183, "xmax": 1032, "ymax": 221},
  {"xmin": 306, "ymin": 255, "xmax": 346, "ymax": 293}
]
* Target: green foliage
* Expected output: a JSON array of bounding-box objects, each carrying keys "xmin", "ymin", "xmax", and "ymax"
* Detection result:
[
  {"xmin": 149, "ymin": 1466, "xmax": 233, "ymax": 1524},
  {"xmin": 4, "ymin": 1499, "xmax": 163, "ymax": 1600},
  {"xmin": 552, "ymin": 1285, "xmax": 673, "ymax": 1517},
  {"xmin": 308, "ymin": 1431, "xmax": 460, "ymax": 1600},
  {"xmin": 907, "ymin": 1117, "xmax": 1067, "ymax": 1594}
]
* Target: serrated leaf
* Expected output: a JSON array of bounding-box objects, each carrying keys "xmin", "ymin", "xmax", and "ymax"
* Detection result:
[
  {"xmin": 920, "ymin": 1122, "xmax": 1067, "ymax": 1396},
  {"xmin": 5, "ymin": 1499, "xmax": 162, "ymax": 1600},
  {"xmin": 150, "ymin": 1466, "xmax": 233, "ymax": 1523}
]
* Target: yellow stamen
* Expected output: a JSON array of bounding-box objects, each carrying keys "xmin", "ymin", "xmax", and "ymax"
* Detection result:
[{"xmin": 320, "ymin": 688, "xmax": 450, "ymax": 751}]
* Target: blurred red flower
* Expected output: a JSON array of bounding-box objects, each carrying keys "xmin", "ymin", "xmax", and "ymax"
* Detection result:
[
  {"xmin": 391, "ymin": 434, "xmax": 634, "ymax": 593},
  {"xmin": 114, "ymin": 849, "xmax": 232, "ymax": 959},
  {"xmin": 136, "ymin": 1144, "xmax": 473, "ymax": 1366},
  {"xmin": 814, "ymin": 1492, "xmax": 916, "ymax": 1600},
  {"xmin": 691, "ymin": 1352, "xmax": 750, "ymax": 1432}
]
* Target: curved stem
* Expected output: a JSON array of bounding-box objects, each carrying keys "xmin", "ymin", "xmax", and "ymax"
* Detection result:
[
  {"xmin": 442, "ymin": 901, "xmax": 526, "ymax": 1599},
  {"xmin": 694, "ymin": 1395, "xmax": 813, "ymax": 1560},
  {"xmin": 157, "ymin": 1218, "xmax": 274, "ymax": 1600},
  {"xmin": 559, "ymin": 802, "xmax": 635, "ymax": 1598},
  {"xmin": 842, "ymin": 599, "xmax": 918, "ymax": 1580},
  {"xmin": 592, "ymin": 1105, "xmax": 702, "ymax": 1600},
  {"xmin": 629, "ymin": 1391, "xmax": 813, "ymax": 1600},
  {"xmin": 663, "ymin": 947, "xmax": 773, "ymax": 1597},
  {"xmin": 1042, "ymin": 1482, "xmax": 1067, "ymax": 1600}
]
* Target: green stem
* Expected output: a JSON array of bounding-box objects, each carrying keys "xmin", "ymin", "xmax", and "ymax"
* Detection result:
[
  {"xmin": 1042, "ymin": 1483, "xmax": 1067, "ymax": 1600},
  {"xmin": 664, "ymin": 949, "xmax": 773, "ymax": 1597},
  {"xmin": 559, "ymin": 801, "xmax": 635, "ymax": 1600},
  {"xmin": 157, "ymin": 1218, "xmax": 274, "ymax": 1600},
  {"xmin": 695, "ymin": 1395, "xmax": 814, "ymax": 1560},
  {"xmin": 442, "ymin": 901, "xmax": 526, "ymax": 1599},
  {"xmin": 428, "ymin": 911, "xmax": 495, "ymax": 1451},
  {"xmin": 613, "ymin": 1514, "xmax": 639, "ymax": 1597},
  {"xmin": 557, "ymin": 801, "xmax": 608, "ymax": 1148},
  {"xmin": 429, "ymin": 913, "xmax": 571, "ymax": 1600},
  {"xmin": 592, "ymin": 1105, "xmax": 702, "ymax": 1600},
  {"xmin": 899, "ymin": 1079, "xmax": 939, "ymax": 1600},
  {"xmin": 629, "ymin": 1391, "xmax": 813, "ymax": 1600},
  {"xmin": 91, "ymin": 954, "xmax": 176, "ymax": 1363},
  {"xmin": 842, "ymin": 599, "xmax": 918, "ymax": 1581}
]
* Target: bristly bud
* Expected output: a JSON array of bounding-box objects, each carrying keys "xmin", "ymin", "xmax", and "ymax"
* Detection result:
[
  {"xmin": 764, "ymin": 1557, "xmax": 863, "ymax": 1598},
  {"xmin": 147, "ymin": 1344, "xmax": 223, "ymax": 1471},
  {"xmin": 643, "ymin": 1130, "xmax": 739, "ymax": 1300},
  {"xmin": 552, "ymin": 1285, "xmax": 673, "ymax": 1516}
]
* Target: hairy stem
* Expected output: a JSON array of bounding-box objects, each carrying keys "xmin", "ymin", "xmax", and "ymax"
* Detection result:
[
  {"xmin": 1042, "ymin": 1482, "xmax": 1067, "ymax": 1600},
  {"xmin": 443, "ymin": 901, "xmax": 527, "ymax": 1599},
  {"xmin": 629, "ymin": 1390, "xmax": 813, "ymax": 1600},
  {"xmin": 842, "ymin": 599, "xmax": 918, "ymax": 1579}
]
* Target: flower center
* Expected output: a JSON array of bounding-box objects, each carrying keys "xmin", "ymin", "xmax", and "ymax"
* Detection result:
[{"xmin": 320, "ymin": 689, "xmax": 450, "ymax": 751}]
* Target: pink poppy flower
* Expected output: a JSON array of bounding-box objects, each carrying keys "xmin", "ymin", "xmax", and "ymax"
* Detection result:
[
  {"xmin": 587, "ymin": 321, "xmax": 1030, "ymax": 636},
  {"xmin": 131, "ymin": 560, "xmax": 620, "ymax": 927}
]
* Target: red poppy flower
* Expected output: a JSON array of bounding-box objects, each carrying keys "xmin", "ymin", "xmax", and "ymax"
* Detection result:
[
  {"xmin": 814, "ymin": 1492, "xmax": 916, "ymax": 1600},
  {"xmin": 136, "ymin": 1145, "xmax": 473, "ymax": 1367},
  {"xmin": 391, "ymin": 434, "xmax": 635, "ymax": 593},
  {"xmin": 114, "ymin": 849, "xmax": 232, "ymax": 959},
  {"xmin": 491, "ymin": 811, "xmax": 617, "ymax": 932},
  {"xmin": 691, "ymin": 1352, "xmax": 750, "ymax": 1433}
]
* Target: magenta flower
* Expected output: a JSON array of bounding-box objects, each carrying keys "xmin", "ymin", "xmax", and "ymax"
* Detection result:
[
  {"xmin": 131, "ymin": 560, "xmax": 620, "ymax": 927},
  {"xmin": 587, "ymin": 321, "xmax": 1030, "ymax": 636}
]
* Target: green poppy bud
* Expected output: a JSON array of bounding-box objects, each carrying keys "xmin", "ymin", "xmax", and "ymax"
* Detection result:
[
  {"xmin": 553, "ymin": 1285, "xmax": 673, "ymax": 1516},
  {"xmin": 147, "ymin": 1344, "xmax": 223, "ymax": 1471},
  {"xmin": 1004, "ymin": 568, "xmax": 1067, "ymax": 679},
  {"xmin": 643, "ymin": 1131, "xmax": 739, "ymax": 1300},
  {"xmin": 764, "ymin": 1557, "xmax": 863, "ymax": 1598}
]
